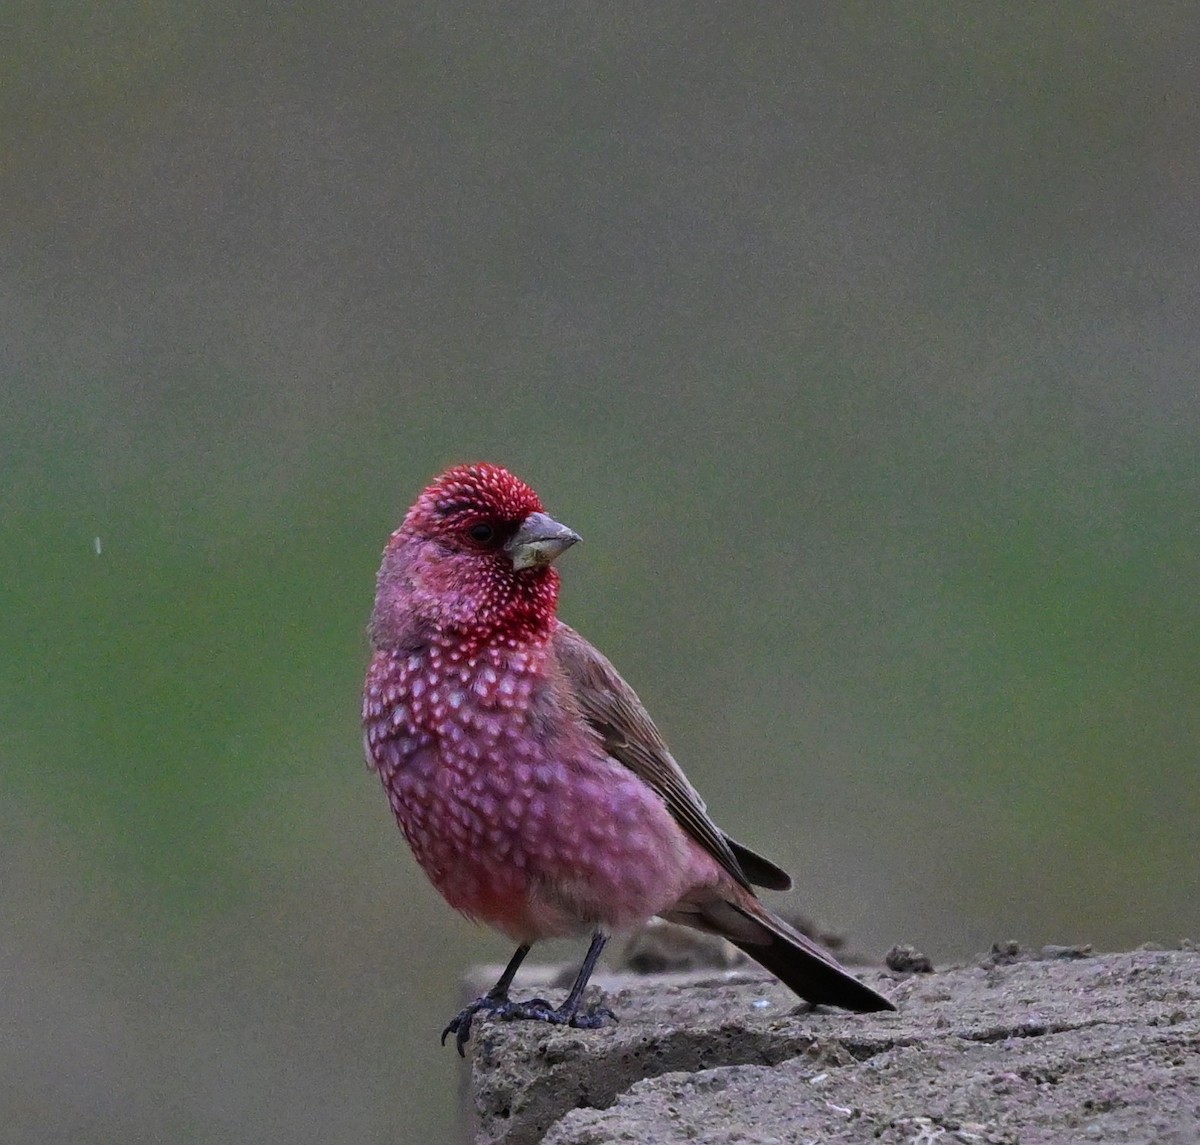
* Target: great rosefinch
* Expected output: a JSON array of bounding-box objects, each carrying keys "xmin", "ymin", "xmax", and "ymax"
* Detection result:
[{"xmin": 363, "ymin": 463, "xmax": 894, "ymax": 1054}]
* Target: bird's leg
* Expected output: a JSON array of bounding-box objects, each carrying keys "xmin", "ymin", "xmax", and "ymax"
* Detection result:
[
  {"xmin": 552, "ymin": 931, "xmax": 615, "ymax": 1027},
  {"xmin": 441, "ymin": 933, "xmax": 617, "ymax": 1056},
  {"xmin": 441, "ymin": 943, "xmax": 532, "ymax": 1056},
  {"xmin": 487, "ymin": 932, "xmax": 617, "ymax": 1031}
]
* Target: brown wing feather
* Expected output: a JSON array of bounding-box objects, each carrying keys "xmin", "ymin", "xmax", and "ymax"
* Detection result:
[{"xmin": 553, "ymin": 622, "xmax": 793, "ymax": 894}]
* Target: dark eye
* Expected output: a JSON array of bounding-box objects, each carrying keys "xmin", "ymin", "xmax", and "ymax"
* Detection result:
[{"xmin": 467, "ymin": 522, "xmax": 495, "ymax": 544}]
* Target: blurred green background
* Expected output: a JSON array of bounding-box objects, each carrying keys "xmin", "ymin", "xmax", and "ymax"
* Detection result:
[{"xmin": 3, "ymin": 3, "xmax": 1199, "ymax": 1142}]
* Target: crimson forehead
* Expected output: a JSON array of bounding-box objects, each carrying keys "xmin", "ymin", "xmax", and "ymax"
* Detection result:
[{"xmin": 428, "ymin": 472, "xmax": 543, "ymax": 521}]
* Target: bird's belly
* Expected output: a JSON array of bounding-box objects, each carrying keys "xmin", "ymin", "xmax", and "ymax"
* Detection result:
[{"xmin": 385, "ymin": 740, "xmax": 698, "ymax": 942}]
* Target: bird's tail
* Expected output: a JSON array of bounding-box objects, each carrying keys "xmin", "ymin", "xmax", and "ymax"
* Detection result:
[{"xmin": 667, "ymin": 892, "xmax": 896, "ymax": 1013}]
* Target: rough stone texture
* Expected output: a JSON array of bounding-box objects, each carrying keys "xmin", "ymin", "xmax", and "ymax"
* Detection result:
[{"xmin": 460, "ymin": 946, "xmax": 1200, "ymax": 1145}]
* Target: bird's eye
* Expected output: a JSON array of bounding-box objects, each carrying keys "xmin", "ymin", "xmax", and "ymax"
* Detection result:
[{"xmin": 467, "ymin": 522, "xmax": 495, "ymax": 544}]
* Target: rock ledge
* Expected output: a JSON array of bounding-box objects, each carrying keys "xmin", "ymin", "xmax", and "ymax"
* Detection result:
[{"xmin": 461, "ymin": 946, "xmax": 1200, "ymax": 1144}]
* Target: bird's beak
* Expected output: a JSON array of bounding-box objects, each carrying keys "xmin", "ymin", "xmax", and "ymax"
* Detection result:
[{"xmin": 505, "ymin": 512, "xmax": 582, "ymax": 571}]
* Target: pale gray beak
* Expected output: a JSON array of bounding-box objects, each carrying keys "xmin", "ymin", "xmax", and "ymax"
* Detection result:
[{"xmin": 505, "ymin": 512, "xmax": 582, "ymax": 570}]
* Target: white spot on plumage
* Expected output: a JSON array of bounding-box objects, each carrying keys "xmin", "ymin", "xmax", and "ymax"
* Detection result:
[{"xmin": 458, "ymin": 735, "xmax": 480, "ymax": 762}]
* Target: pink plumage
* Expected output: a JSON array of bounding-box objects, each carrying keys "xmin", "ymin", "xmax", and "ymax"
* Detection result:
[{"xmin": 364, "ymin": 462, "xmax": 893, "ymax": 1054}]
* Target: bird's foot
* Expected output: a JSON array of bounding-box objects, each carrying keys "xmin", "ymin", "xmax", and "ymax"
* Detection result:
[
  {"xmin": 567, "ymin": 1000, "xmax": 618, "ymax": 1030},
  {"xmin": 442, "ymin": 993, "xmax": 617, "ymax": 1056}
]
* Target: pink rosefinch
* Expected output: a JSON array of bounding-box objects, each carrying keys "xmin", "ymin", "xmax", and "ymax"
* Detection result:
[{"xmin": 363, "ymin": 463, "xmax": 894, "ymax": 1054}]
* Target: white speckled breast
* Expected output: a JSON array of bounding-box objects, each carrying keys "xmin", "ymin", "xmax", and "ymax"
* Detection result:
[{"xmin": 363, "ymin": 636, "xmax": 707, "ymax": 942}]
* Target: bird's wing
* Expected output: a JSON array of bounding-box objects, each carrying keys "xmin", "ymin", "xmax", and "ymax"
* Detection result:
[{"xmin": 552, "ymin": 622, "xmax": 793, "ymax": 893}]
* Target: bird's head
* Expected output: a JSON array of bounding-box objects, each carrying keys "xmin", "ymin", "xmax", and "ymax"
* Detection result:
[{"xmin": 372, "ymin": 463, "xmax": 581, "ymax": 648}]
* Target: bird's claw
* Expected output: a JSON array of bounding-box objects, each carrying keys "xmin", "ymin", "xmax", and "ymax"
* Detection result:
[
  {"xmin": 441, "ymin": 994, "xmax": 617, "ymax": 1056},
  {"xmin": 441, "ymin": 994, "xmax": 502, "ymax": 1056},
  {"xmin": 569, "ymin": 1002, "xmax": 617, "ymax": 1029}
]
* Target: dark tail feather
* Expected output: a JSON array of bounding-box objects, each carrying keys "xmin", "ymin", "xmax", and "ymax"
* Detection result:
[
  {"xmin": 723, "ymin": 835, "xmax": 793, "ymax": 891},
  {"xmin": 723, "ymin": 900, "xmax": 896, "ymax": 1013}
]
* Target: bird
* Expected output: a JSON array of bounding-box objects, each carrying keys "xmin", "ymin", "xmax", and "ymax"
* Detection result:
[{"xmin": 362, "ymin": 462, "xmax": 895, "ymax": 1055}]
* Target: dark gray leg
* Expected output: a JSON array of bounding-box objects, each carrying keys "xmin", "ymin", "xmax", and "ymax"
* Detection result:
[
  {"xmin": 558, "ymin": 932, "xmax": 609, "ymax": 1018},
  {"xmin": 441, "ymin": 943, "xmax": 532, "ymax": 1055},
  {"xmin": 441, "ymin": 933, "xmax": 616, "ymax": 1056}
]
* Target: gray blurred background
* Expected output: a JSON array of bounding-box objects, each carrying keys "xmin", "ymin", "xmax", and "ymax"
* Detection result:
[{"xmin": 3, "ymin": 4, "xmax": 1199, "ymax": 1142}]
